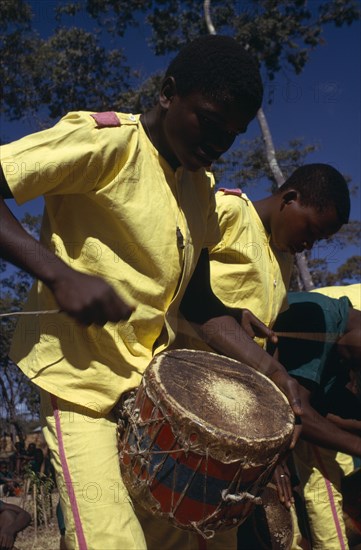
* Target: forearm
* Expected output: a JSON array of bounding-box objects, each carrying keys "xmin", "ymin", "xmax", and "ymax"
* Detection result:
[
  {"xmin": 0, "ymin": 197, "xmax": 134, "ymax": 325},
  {"xmin": 197, "ymin": 315, "xmax": 284, "ymax": 377},
  {"xmin": 0, "ymin": 197, "xmax": 71, "ymax": 286},
  {"xmin": 193, "ymin": 315, "xmax": 302, "ymax": 418},
  {"xmin": 326, "ymin": 414, "xmax": 361, "ymax": 435},
  {"xmin": 300, "ymin": 401, "xmax": 361, "ymax": 457}
]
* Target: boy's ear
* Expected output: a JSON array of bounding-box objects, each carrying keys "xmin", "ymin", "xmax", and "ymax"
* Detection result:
[
  {"xmin": 160, "ymin": 77, "xmax": 177, "ymax": 108},
  {"xmin": 281, "ymin": 189, "xmax": 299, "ymax": 207}
]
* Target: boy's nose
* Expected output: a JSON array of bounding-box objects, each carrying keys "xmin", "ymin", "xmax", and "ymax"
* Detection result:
[{"xmin": 207, "ymin": 133, "xmax": 237, "ymax": 155}]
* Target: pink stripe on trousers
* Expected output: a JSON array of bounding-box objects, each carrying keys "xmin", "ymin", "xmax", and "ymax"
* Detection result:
[
  {"xmin": 313, "ymin": 445, "xmax": 347, "ymax": 550},
  {"xmin": 51, "ymin": 395, "xmax": 88, "ymax": 550}
]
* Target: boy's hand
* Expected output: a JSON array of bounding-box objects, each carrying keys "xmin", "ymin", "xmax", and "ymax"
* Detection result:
[
  {"xmin": 272, "ymin": 462, "xmax": 294, "ymax": 509},
  {"xmin": 49, "ymin": 270, "xmax": 135, "ymax": 326},
  {"xmin": 267, "ymin": 367, "xmax": 303, "ymax": 418},
  {"xmin": 234, "ymin": 308, "xmax": 278, "ymax": 344}
]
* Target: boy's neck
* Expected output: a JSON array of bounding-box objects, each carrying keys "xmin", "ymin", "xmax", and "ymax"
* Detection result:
[
  {"xmin": 141, "ymin": 107, "xmax": 181, "ymax": 171},
  {"xmin": 253, "ymin": 196, "xmax": 276, "ymax": 234}
]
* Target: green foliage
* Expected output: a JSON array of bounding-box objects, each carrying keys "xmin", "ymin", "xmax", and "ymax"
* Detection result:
[
  {"xmin": 213, "ymin": 136, "xmax": 317, "ymax": 191},
  {"xmin": 0, "ymin": 215, "xmax": 41, "ymax": 434},
  {"xmin": 24, "ymin": 465, "xmax": 55, "ymax": 527},
  {"xmin": 1, "ymin": 1, "xmax": 360, "ymax": 121},
  {"xmin": 118, "ymin": 72, "xmax": 163, "ymax": 112},
  {"xmin": 1, "ymin": 2, "xmax": 133, "ymax": 120},
  {"xmin": 145, "ymin": 0, "xmax": 360, "ymax": 79},
  {"xmin": 307, "ymin": 255, "xmax": 361, "ymax": 287},
  {"xmin": 328, "ymin": 255, "xmax": 361, "ymax": 284}
]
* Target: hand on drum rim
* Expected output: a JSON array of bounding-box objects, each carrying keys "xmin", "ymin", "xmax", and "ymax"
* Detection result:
[
  {"xmin": 272, "ymin": 462, "xmax": 294, "ymax": 509},
  {"xmin": 269, "ymin": 369, "xmax": 303, "ymax": 418},
  {"xmin": 289, "ymin": 423, "xmax": 302, "ymax": 450}
]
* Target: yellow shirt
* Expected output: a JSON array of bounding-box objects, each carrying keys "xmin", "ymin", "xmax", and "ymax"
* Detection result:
[
  {"xmin": 209, "ymin": 190, "xmax": 293, "ymax": 347},
  {"xmin": 1, "ymin": 111, "xmax": 220, "ymax": 412},
  {"xmin": 311, "ymin": 284, "xmax": 361, "ymax": 310}
]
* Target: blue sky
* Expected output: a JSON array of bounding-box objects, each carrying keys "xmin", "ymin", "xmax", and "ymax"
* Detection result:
[{"xmin": 2, "ymin": 3, "xmax": 360, "ymax": 274}]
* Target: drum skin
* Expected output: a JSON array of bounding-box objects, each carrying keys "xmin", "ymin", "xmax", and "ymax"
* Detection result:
[{"xmin": 118, "ymin": 350, "xmax": 295, "ymax": 537}]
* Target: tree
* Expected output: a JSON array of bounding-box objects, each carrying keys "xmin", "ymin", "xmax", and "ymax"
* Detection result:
[
  {"xmin": 146, "ymin": 0, "xmax": 360, "ymax": 77},
  {"xmin": 213, "ymin": 137, "xmax": 318, "ymax": 191},
  {"xmin": 0, "ymin": 1, "xmax": 133, "ymax": 121},
  {"xmin": 2, "ymin": 1, "xmax": 360, "ymax": 121},
  {"xmin": 0, "ymin": 216, "xmax": 41, "ymax": 439}
]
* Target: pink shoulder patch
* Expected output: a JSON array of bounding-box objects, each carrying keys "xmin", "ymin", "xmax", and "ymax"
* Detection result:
[
  {"xmin": 218, "ymin": 187, "xmax": 243, "ymax": 196},
  {"xmin": 91, "ymin": 111, "xmax": 121, "ymax": 128}
]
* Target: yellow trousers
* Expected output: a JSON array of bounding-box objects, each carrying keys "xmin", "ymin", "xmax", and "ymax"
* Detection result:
[
  {"xmin": 40, "ymin": 391, "xmax": 146, "ymax": 550},
  {"xmin": 292, "ymin": 440, "xmax": 354, "ymax": 550}
]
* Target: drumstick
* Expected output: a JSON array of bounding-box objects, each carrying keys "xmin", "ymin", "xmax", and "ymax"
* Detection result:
[
  {"xmin": 0, "ymin": 309, "xmax": 60, "ymax": 318},
  {"xmin": 275, "ymin": 331, "xmax": 340, "ymax": 343}
]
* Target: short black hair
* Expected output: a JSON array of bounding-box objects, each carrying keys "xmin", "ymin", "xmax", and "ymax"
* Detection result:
[
  {"xmin": 165, "ymin": 35, "xmax": 263, "ymax": 119},
  {"xmin": 278, "ymin": 163, "xmax": 350, "ymax": 224}
]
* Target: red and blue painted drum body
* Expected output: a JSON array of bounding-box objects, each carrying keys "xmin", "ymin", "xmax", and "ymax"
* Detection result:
[{"xmin": 118, "ymin": 350, "xmax": 294, "ymax": 537}]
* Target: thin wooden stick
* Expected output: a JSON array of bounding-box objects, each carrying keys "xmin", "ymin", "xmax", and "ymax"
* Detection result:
[
  {"xmin": 33, "ymin": 483, "xmax": 37, "ymax": 541},
  {"xmin": 275, "ymin": 331, "xmax": 339, "ymax": 343},
  {"xmin": 0, "ymin": 309, "xmax": 59, "ymax": 318},
  {"xmin": 40, "ymin": 484, "xmax": 48, "ymax": 528}
]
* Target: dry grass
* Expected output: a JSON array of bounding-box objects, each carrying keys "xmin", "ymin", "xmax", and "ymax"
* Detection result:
[
  {"xmin": 3, "ymin": 494, "xmax": 61, "ymax": 550},
  {"xmin": 15, "ymin": 520, "xmax": 60, "ymax": 550}
]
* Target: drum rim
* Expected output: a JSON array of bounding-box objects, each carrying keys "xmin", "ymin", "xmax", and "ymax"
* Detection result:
[{"xmin": 144, "ymin": 349, "xmax": 295, "ymax": 464}]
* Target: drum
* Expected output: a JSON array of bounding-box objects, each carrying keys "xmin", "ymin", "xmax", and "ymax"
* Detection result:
[
  {"xmin": 118, "ymin": 349, "xmax": 294, "ymax": 539},
  {"xmin": 237, "ymin": 484, "xmax": 294, "ymax": 550}
]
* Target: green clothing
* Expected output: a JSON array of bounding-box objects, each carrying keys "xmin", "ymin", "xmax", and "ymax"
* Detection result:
[{"xmin": 273, "ymin": 291, "xmax": 350, "ymax": 414}]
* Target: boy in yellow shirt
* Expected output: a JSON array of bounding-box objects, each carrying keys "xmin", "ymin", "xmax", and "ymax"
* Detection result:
[
  {"xmin": 0, "ymin": 35, "xmax": 303, "ymax": 550},
  {"xmin": 210, "ymin": 163, "xmax": 350, "ymax": 347}
]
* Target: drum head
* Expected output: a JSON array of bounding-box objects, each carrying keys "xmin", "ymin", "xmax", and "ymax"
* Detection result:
[{"xmin": 145, "ymin": 349, "xmax": 294, "ymax": 464}]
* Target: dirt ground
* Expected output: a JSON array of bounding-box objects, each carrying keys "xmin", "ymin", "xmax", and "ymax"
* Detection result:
[{"xmin": 15, "ymin": 521, "xmax": 60, "ymax": 550}]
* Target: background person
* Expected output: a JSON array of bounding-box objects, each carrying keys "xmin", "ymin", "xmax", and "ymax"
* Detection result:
[{"xmin": 272, "ymin": 285, "xmax": 361, "ymax": 549}]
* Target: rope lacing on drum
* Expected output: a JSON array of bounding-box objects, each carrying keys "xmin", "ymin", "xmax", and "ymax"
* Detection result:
[
  {"xmin": 221, "ymin": 489, "xmax": 262, "ymax": 505},
  {"xmin": 190, "ymin": 521, "xmax": 216, "ymax": 540}
]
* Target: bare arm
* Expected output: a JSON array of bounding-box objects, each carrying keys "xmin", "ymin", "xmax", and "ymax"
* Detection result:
[
  {"xmin": 0, "ymin": 166, "xmax": 134, "ymax": 325},
  {"xmin": 296, "ymin": 384, "xmax": 361, "ymax": 457},
  {"xmin": 326, "ymin": 414, "xmax": 361, "ymax": 435},
  {"xmin": 180, "ymin": 249, "xmax": 302, "ymax": 416}
]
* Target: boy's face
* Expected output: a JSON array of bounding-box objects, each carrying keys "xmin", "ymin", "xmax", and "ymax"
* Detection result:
[
  {"xmin": 271, "ymin": 198, "xmax": 341, "ymax": 254},
  {"xmin": 162, "ymin": 89, "xmax": 252, "ymax": 171}
]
